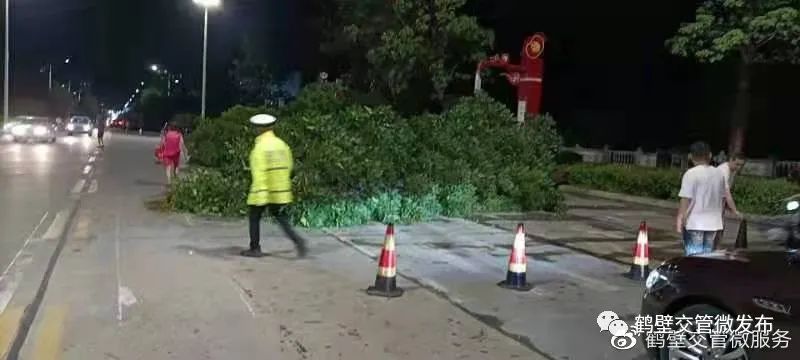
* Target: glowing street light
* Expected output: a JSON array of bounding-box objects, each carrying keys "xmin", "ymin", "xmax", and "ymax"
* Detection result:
[
  {"xmin": 135, "ymin": 89, "xmax": 140, "ymax": 93},
  {"xmin": 193, "ymin": 0, "xmax": 221, "ymax": 121},
  {"xmin": 150, "ymin": 64, "xmax": 160, "ymax": 72},
  {"xmin": 140, "ymin": 81, "xmax": 145, "ymax": 86}
]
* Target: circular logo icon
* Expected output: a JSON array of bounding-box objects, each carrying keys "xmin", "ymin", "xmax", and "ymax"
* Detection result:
[
  {"xmin": 525, "ymin": 35, "xmax": 545, "ymax": 60},
  {"xmin": 611, "ymin": 333, "xmax": 637, "ymax": 350}
]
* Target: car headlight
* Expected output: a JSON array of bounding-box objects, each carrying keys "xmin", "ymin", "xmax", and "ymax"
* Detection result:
[
  {"xmin": 787, "ymin": 201, "xmax": 799, "ymax": 211},
  {"xmin": 83, "ymin": 124, "xmax": 91, "ymax": 131},
  {"xmin": 11, "ymin": 125, "xmax": 27, "ymax": 136},
  {"xmin": 67, "ymin": 124, "xmax": 75, "ymax": 130},
  {"xmin": 645, "ymin": 268, "xmax": 670, "ymax": 291},
  {"xmin": 33, "ymin": 126, "xmax": 48, "ymax": 136}
]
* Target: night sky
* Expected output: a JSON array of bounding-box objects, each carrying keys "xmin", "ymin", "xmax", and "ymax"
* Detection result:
[{"xmin": 3, "ymin": 0, "xmax": 800, "ymax": 157}]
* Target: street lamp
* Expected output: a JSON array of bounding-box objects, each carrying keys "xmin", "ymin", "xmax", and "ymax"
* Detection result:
[
  {"xmin": 193, "ymin": 0, "xmax": 221, "ymax": 121},
  {"xmin": 4, "ymin": 0, "xmax": 10, "ymax": 123},
  {"xmin": 41, "ymin": 57, "xmax": 73, "ymax": 92},
  {"xmin": 150, "ymin": 64, "xmax": 159, "ymax": 72}
]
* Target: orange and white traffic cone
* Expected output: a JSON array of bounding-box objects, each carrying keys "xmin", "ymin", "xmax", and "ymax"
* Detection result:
[
  {"xmin": 625, "ymin": 221, "xmax": 650, "ymax": 280},
  {"xmin": 498, "ymin": 223, "xmax": 534, "ymax": 291},
  {"xmin": 366, "ymin": 224, "xmax": 404, "ymax": 298}
]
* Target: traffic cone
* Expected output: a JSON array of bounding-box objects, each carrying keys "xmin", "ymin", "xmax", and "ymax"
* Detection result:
[
  {"xmin": 625, "ymin": 221, "xmax": 650, "ymax": 280},
  {"xmin": 498, "ymin": 223, "xmax": 534, "ymax": 291},
  {"xmin": 366, "ymin": 224, "xmax": 404, "ymax": 298},
  {"xmin": 735, "ymin": 219, "xmax": 748, "ymax": 249}
]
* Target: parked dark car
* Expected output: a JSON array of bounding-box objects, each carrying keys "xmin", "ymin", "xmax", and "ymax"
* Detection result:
[{"xmin": 641, "ymin": 250, "xmax": 800, "ymax": 359}]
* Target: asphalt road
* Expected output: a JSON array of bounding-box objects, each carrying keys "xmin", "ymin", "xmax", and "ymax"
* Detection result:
[{"xmin": 0, "ymin": 134, "xmax": 97, "ymax": 279}]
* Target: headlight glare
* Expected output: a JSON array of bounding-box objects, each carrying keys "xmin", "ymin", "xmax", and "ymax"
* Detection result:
[
  {"xmin": 11, "ymin": 125, "xmax": 27, "ymax": 136},
  {"xmin": 33, "ymin": 126, "xmax": 48, "ymax": 136}
]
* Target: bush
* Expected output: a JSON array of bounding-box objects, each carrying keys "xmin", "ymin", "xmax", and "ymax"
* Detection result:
[
  {"xmin": 563, "ymin": 164, "xmax": 800, "ymax": 215},
  {"xmin": 169, "ymin": 167, "xmax": 248, "ymax": 217},
  {"xmin": 514, "ymin": 169, "xmax": 565, "ymax": 213},
  {"xmin": 170, "ymin": 85, "xmax": 564, "ymax": 228},
  {"xmin": 187, "ymin": 105, "xmax": 267, "ymax": 177}
]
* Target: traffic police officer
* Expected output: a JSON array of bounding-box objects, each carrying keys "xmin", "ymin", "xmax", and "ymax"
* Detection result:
[{"xmin": 241, "ymin": 113, "xmax": 308, "ymax": 258}]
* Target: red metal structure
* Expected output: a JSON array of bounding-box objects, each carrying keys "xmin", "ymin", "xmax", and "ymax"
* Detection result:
[{"xmin": 474, "ymin": 33, "xmax": 546, "ymax": 123}]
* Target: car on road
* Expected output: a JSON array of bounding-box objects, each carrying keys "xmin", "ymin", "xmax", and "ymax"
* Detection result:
[
  {"xmin": 66, "ymin": 115, "xmax": 94, "ymax": 136},
  {"xmin": 7, "ymin": 116, "xmax": 58, "ymax": 143},
  {"xmin": 641, "ymin": 249, "xmax": 800, "ymax": 360}
]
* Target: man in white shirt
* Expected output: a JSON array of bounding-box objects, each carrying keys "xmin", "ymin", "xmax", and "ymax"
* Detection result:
[
  {"xmin": 717, "ymin": 152, "xmax": 746, "ymax": 190},
  {"xmin": 714, "ymin": 152, "xmax": 746, "ymax": 244},
  {"xmin": 676, "ymin": 142, "xmax": 741, "ymax": 255}
]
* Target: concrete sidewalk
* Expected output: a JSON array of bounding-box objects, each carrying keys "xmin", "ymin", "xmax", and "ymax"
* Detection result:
[
  {"xmin": 6, "ymin": 134, "xmax": 548, "ymax": 360},
  {"xmin": 473, "ymin": 191, "xmax": 783, "ymax": 265}
]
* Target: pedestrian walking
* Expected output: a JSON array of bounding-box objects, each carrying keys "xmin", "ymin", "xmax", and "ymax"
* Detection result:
[
  {"xmin": 676, "ymin": 142, "xmax": 741, "ymax": 255},
  {"xmin": 241, "ymin": 113, "xmax": 308, "ymax": 258},
  {"xmin": 159, "ymin": 122, "xmax": 188, "ymax": 185},
  {"xmin": 96, "ymin": 115, "xmax": 106, "ymax": 148},
  {"xmin": 714, "ymin": 152, "xmax": 746, "ymax": 245}
]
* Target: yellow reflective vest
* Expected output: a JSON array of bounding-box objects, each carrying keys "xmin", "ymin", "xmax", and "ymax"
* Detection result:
[{"xmin": 247, "ymin": 131, "xmax": 293, "ymax": 206}]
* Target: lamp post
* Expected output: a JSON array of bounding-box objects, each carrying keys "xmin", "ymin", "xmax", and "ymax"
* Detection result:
[
  {"xmin": 193, "ymin": 0, "xmax": 220, "ymax": 121},
  {"xmin": 41, "ymin": 58, "xmax": 72, "ymax": 93},
  {"xmin": 4, "ymin": 0, "xmax": 10, "ymax": 123}
]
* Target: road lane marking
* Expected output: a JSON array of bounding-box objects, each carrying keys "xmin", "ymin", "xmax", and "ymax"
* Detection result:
[
  {"xmin": 0, "ymin": 272, "xmax": 22, "ymax": 318},
  {"xmin": 231, "ymin": 278, "xmax": 256, "ymax": 318},
  {"xmin": 115, "ymin": 215, "xmax": 123, "ymax": 322},
  {"xmin": 82, "ymin": 165, "xmax": 92, "ymax": 175},
  {"xmin": 114, "ymin": 215, "xmax": 138, "ymax": 323},
  {"xmin": 1, "ymin": 212, "xmax": 48, "ymax": 277},
  {"xmin": 70, "ymin": 179, "xmax": 86, "ymax": 195},
  {"xmin": 42, "ymin": 211, "xmax": 69, "ymax": 242},
  {"xmin": 0, "ymin": 307, "xmax": 24, "ymax": 358},
  {"xmin": 0, "ymin": 212, "xmax": 49, "ymax": 314},
  {"xmin": 30, "ymin": 305, "xmax": 67, "ymax": 360},
  {"xmin": 88, "ymin": 180, "xmax": 98, "ymax": 194}
]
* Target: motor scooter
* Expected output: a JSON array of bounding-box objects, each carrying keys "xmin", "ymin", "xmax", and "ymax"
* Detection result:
[{"xmin": 766, "ymin": 194, "xmax": 800, "ymax": 249}]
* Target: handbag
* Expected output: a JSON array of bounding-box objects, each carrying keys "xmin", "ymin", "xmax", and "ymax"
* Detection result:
[
  {"xmin": 154, "ymin": 143, "xmax": 165, "ymax": 164},
  {"xmin": 734, "ymin": 219, "xmax": 748, "ymax": 249}
]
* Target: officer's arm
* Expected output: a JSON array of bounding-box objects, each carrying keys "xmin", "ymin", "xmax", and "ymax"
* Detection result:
[{"xmin": 250, "ymin": 144, "xmax": 267, "ymax": 189}]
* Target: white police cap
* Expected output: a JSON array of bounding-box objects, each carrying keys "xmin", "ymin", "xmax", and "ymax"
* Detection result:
[{"xmin": 249, "ymin": 114, "xmax": 277, "ymax": 126}]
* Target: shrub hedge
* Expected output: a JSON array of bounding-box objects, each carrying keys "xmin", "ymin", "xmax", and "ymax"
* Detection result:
[
  {"xmin": 172, "ymin": 82, "xmax": 564, "ymax": 227},
  {"xmin": 562, "ymin": 163, "xmax": 800, "ymax": 215}
]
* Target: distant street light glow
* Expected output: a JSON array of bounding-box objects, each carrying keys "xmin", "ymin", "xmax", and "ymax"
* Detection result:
[
  {"xmin": 150, "ymin": 64, "xmax": 159, "ymax": 72},
  {"xmin": 65, "ymin": 58, "xmax": 70, "ymax": 64},
  {"xmin": 193, "ymin": 0, "xmax": 221, "ymax": 8},
  {"xmin": 140, "ymin": 81, "xmax": 145, "ymax": 86}
]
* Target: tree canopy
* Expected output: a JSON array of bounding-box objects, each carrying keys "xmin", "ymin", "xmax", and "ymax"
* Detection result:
[
  {"xmin": 667, "ymin": 0, "xmax": 800, "ymax": 64},
  {"xmin": 666, "ymin": 0, "xmax": 800, "ymax": 153}
]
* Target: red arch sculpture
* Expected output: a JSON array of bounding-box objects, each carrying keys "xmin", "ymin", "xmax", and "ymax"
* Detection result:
[{"xmin": 474, "ymin": 33, "xmax": 546, "ymax": 123}]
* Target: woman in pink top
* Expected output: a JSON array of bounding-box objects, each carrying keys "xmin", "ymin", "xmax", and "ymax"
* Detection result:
[{"xmin": 160, "ymin": 123, "xmax": 188, "ymax": 185}]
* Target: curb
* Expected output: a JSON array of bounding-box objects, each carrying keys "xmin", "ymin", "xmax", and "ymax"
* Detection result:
[{"xmin": 559, "ymin": 185, "xmax": 776, "ymax": 225}]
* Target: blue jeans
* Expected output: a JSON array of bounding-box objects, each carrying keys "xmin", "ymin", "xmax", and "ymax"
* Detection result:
[{"xmin": 683, "ymin": 230, "xmax": 719, "ymax": 255}]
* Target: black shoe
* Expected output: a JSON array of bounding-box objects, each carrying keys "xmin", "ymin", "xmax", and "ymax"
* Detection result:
[{"xmin": 240, "ymin": 248, "xmax": 265, "ymax": 258}]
